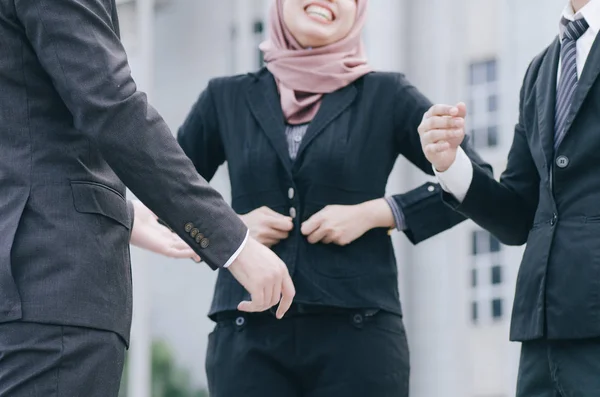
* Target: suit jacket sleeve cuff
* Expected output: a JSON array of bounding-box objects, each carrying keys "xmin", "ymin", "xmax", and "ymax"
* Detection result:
[
  {"xmin": 222, "ymin": 230, "xmax": 249, "ymax": 268},
  {"xmin": 390, "ymin": 182, "xmax": 465, "ymax": 245},
  {"xmin": 127, "ymin": 199, "xmax": 135, "ymax": 237},
  {"xmin": 433, "ymin": 147, "xmax": 473, "ymax": 203},
  {"xmin": 384, "ymin": 197, "xmax": 407, "ymax": 231}
]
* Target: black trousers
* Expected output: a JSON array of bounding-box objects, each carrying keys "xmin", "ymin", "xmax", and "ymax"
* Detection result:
[
  {"xmin": 516, "ymin": 338, "xmax": 600, "ymax": 396},
  {"xmin": 0, "ymin": 321, "xmax": 126, "ymax": 396},
  {"xmin": 205, "ymin": 307, "xmax": 410, "ymax": 397}
]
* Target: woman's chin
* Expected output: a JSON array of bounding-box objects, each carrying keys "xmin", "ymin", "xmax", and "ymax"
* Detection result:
[{"xmin": 296, "ymin": 30, "xmax": 338, "ymax": 48}]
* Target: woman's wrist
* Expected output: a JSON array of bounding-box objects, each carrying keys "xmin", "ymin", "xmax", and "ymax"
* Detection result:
[{"xmin": 358, "ymin": 198, "xmax": 396, "ymax": 230}]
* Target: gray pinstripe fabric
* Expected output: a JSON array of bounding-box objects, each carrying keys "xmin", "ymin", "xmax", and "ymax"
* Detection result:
[
  {"xmin": 555, "ymin": 17, "xmax": 589, "ymax": 150},
  {"xmin": 285, "ymin": 124, "xmax": 309, "ymax": 159}
]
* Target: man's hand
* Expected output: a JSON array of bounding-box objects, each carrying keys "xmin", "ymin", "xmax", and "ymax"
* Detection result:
[
  {"xmin": 130, "ymin": 200, "xmax": 201, "ymax": 262},
  {"xmin": 301, "ymin": 204, "xmax": 374, "ymax": 246},
  {"xmin": 239, "ymin": 206, "xmax": 293, "ymax": 247},
  {"xmin": 418, "ymin": 102, "xmax": 467, "ymax": 172},
  {"xmin": 228, "ymin": 237, "xmax": 295, "ymax": 319}
]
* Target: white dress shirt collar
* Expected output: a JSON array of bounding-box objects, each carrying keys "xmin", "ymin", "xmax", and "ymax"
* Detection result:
[{"xmin": 560, "ymin": 0, "xmax": 600, "ymax": 39}]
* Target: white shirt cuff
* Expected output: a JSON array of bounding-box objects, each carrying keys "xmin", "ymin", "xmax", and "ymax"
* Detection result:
[
  {"xmin": 222, "ymin": 230, "xmax": 249, "ymax": 268},
  {"xmin": 432, "ymin": 147, "xmax": 473, "ymax": 203}
]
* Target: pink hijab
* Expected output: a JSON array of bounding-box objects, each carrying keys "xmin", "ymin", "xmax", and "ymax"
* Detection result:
[{"xmin": 259, "ymin": 0, "xmax": 372, "ymax": 125}]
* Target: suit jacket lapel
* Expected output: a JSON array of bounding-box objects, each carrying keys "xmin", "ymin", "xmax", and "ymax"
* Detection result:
[
  {"xmin": 294, "ymin": 84, "xmax": 357, "ymax": 163},
  {"xmin": 536, "ymin": 37, "xmax": 560, "ymax": 168},
  {"xmin": 246, "ymin": 72, "xmax": 293, "ymax": 174},
  {"xmin": 560, "ymin": 31, "xmax": 600, "ymax": 143}
]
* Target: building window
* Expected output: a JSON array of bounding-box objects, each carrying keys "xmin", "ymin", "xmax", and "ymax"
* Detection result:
[
  {"xmin": 253, "ymin": 19, "xmax": 265, "ymax": 68},
  {"xmin": 489, "ymin": 234, "xmax": 500, "ymax": 253},
  {"xmin": 471, "ymin": 230, "xmax": 501, "ymax": 255},
  {"xmin": 470, "ymin": 229, "xmax": 505, "ymax": 324},
  {"xmin": 492, "ymin": 299, "xmax": 503, "ymax": 319},
  {"xmin": 488, "ymin": 94, "xmax": 498, "ymax": 112},
  {"xmin": 491, "ymin": 265, "xmax": 502, "ymax": 285},
  {"xmin": 467, "ymin": 59, "xmax": 499, "ymax": 149}
]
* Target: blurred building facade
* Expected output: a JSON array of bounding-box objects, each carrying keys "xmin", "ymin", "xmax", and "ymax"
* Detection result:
[{"xmin": 116, "ymin": 0, "xmax": 568, "ymax": 396}]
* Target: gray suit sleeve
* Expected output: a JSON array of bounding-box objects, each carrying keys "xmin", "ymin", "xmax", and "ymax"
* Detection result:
[{"xmin": 14, "ymin": 0, "xmax": 248, "ymax": 269}]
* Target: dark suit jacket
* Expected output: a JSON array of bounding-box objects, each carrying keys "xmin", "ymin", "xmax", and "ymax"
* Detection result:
[
  {"xmin": 0, "ymin": 0, "xmax": 247, "ymax": 343},
  {"xmin": 444, "ymin": 33, "xmax": 600, "ymax": 341},
  {"xmin": 178, "ymin": 68, "xmax": 491, "ymax": 317}
]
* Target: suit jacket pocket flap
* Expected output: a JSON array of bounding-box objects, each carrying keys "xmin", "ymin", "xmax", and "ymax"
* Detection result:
[{"xmin": 71, "ymin": 182, "xmax": 130, "ymax": 229}]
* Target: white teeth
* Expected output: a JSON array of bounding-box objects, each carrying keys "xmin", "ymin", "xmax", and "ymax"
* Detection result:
[{"xmin": 305, "ymin": 5, "xmax": 333, "ymax": 21}]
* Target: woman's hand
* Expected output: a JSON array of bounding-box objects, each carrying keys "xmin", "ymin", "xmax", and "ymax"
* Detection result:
[
  {"xmin": 239, "ymin": 206, "xmax": 294, "ymax": 247},
  {"xmin": 301, "ymin": 199, "xmax": 395, "ymax": 246},
  {"xmin": 130, "ymin": 200, "xmax": 201, "ymax": 262}
]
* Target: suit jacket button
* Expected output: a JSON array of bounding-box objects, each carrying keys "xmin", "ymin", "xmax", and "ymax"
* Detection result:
[
  {"xmin": 190, "ymin": 228, "xmax": 199, "ymax": 238},
  {"xmin": 289, "ymin": 207, "xmax": 297, "ymax": 219},
  {"xmin": 428, "ymin": 185, "xmax": 435, "ymax": 192},
  {"xmin": 184, "ymin": 222, "xmax": 194, "ymax": 233},
  {"xmin": 195, "ymin": 233, "xmax": 204, "ymax": 244},
  {"xmin": 288, "ymin": 188, "xmax": 295, "ymax": 199},
  {"xmin": 200, "ymin": 238, "xmax": 210, "ymax": 249},
  {"xmin": 556, "ymin": 155, "xmax": 569, "ymax": 168}
]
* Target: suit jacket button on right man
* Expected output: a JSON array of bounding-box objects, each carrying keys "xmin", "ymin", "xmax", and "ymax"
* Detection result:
[
  {"xmin": 184, "ymin": 222, "xmax": 194, "ymax": 233},
  {"xmin": 200, "ymin": 238, "xmax": 210, "ymax": 249},
  {"xmin": 190, "ymin": 228, "xmax": 199, "ymax": 238},
  {"xmin": 556, "ymin": 155, "xmax": 569, "ymax": 168}
]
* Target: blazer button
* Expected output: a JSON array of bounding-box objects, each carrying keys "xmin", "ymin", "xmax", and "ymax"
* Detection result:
[
  {"xmin": 288, "ymin": 187, "xmax": 295, "ymax": 200},
  {"xmin": 184, "ymin": 222, "xmax": 194, "ymax": 233},
  {"xmin": 190, "ymin": 228, "xmax": 199, "ymax": 238},
  {"xmin": 200, "ymin": 238, "xmax": 210, "ymax": 249},
  {"xmin": 289, "ymin": 207, "xmax": 297, "ymax": 219},
  {"xmin": 555, "ymin": 155, "xmax": 569, "ymax": 168},
  {"xmin": 427, "ymin": 185, "xmax": 435, "ymax": 192},
  {"xmin": 195, "ymin": 233, "xmax": 205, "ymax": 244}
]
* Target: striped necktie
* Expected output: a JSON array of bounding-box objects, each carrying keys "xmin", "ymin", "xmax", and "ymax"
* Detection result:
[{"xmin": 554, "ymin": 17, "xmax": 589, "ymax": 150}]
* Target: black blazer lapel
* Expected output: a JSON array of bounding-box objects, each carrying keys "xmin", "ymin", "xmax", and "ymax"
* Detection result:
[
  {"xmin": 246, "ymin": 72, "xmax": 293, "ymax": 173},
  {"xmin": 560, "ymin": 31, "xmax": 600, "ymax": 143},
  {"xmin": 294, "ymin": 83, "xmax": 358, "ymax": 162},
  {"xmin": 536, "ymin": 38, "xmax": 560, "ymax": 168}
]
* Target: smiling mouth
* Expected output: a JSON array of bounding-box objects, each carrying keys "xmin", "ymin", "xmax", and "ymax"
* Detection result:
[{"xmin": 305, "ymin": 4, "xmax": 335, "ymax": 23}]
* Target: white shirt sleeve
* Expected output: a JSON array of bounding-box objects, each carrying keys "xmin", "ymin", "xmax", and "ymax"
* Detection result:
[
  {"xmin": 432, "ymin": 147, "xmax": 474, "ymax": 203},
  {"xmin": 222, "ymin": 230, "xmax": 249, "ymax": 268}
]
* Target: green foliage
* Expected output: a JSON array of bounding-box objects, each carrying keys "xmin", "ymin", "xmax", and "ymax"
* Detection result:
[{"xmin": 119, "ymin": 340, "xmax": 209, "ymax": 397}]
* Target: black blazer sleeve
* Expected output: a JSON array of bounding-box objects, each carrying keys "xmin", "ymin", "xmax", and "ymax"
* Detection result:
[
  {"xmin": 14, "ymin": 0, "xmax": 247, "ymax": 269},
  {"xmin": 177, "ymin": 81, "xmax": 226, "ymax": 182},
  {"xmin": 388, "ymin": 74, "xmax": 494, "ymax": 244},
  {"xmin": 443, "ymin": 60, "xmax": 542, "ymax": 246}
]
